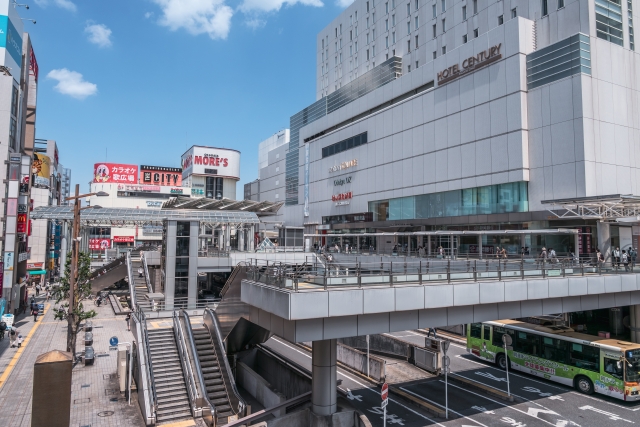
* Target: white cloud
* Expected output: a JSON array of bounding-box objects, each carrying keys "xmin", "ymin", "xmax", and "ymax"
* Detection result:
[
  {"xmin": 335, "ymin": 0, "xmax": 353, "ymax": 7},
  {"xmin": 85, "ymin": 24, "xmax": 112, "ymax": 48},
  {"xmin": 47, "ymin": 69, "xmax": 97, "ymax": 100},
  {"xmin": 151, "ymin": 0, "xmax": 234, "ymax": 40},
  {"xmin": 239, "ymin": 0, "xmax": 323, "ymax": 13},
  {"xmin": 245, "ymin": 18, "xmax": 266, "ymax": 29},
  {"xmin": 34, "ymin": 0, "xmax": 77, "ymax": 12},
  {"xmin": 145, "ymin": 12, "xmax": 154, "ymax": 19}
]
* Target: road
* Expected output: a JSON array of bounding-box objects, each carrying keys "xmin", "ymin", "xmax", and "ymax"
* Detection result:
[{"xmin": 267, "ymin": 331, "xmax": 640, "ymax": 427}]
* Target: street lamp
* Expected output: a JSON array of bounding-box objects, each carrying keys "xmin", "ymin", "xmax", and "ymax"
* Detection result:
[{"xmin": 64, "ymin": 184, "xmax": 109, "ymax": 355}]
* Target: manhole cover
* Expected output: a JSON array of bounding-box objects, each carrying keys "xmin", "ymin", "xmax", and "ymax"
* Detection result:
[{"xmin": 97, "ymin": 411, "xmax": 114, "ymax": 417}]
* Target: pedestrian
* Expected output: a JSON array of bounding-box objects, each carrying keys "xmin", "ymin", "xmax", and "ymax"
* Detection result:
[
  {"xmin": 596, "ymin": 248, "xmax": 604, "ymax": 267},
  {"xmin": 46, "ymin": 290, "xmax": 51, "ymax": 301},
  {"xmin": 17, "ymin": 334, "xmax": 23, "ymax": 348},
  {"xmin": 427, "ymin": 327, "xmax": 437, "ymax": 338},
  {"xmin": 126, "ymin": 312, "xmax": 131, "ymax": 331},
  {"xmin": 622, "ymin": 250, "xmax": 630, "ymax": 272},
  {"xmin": 35, "ymin": 284, "xmax": 40, "ymax": 296},
  {"xmin": 138, "ymin": 267, "xmax": 143, "ymax": 278},
  {"xmin": 32, "ymin": 306, "xmax": 39, "ymax": 322},
  {"xmin": 614, "ymin": 247, "xmax": 621, "ymax": 267},
  {"xmin": 9, "ymin": 328, "xmax": 17, "ymax": 348},
  {"xmin": 538, "ymin": 247, "xmax": 548, "ymax": 267}
]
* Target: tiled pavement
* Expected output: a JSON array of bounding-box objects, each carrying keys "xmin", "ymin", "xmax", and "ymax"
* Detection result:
[{"xmin": 0, "ymin": 291, "xmax": 149, "ymax": 427}]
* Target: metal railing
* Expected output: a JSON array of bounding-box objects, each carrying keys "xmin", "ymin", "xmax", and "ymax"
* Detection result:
[
  {"xmin": 90, "ymin": 253, "xmax": 126, "ymax": 279},
  {"xmin": 141, "ymin": 251, "xmax": 153, "ymax": 293},
  {"xmin": 198, "ymin": 247, "xmax": 231, "ymax": 258},
  {"xmin": 126, "ymin": 251, "xmax": 138, "ymax": 310},
  {"xmin": 139, "ymin": 297, "xmax": 220, "ymax": 312},
  {"xmin": 182, "ymin": 310, "xmax": 216, "ymax": 427},
  {"xmin": 136, "ymin": 309, "xmax": 158, "ymax": 420},
  {"xmin": 245, "ymin": 256, "xmax": 638, "ymax": 291},
  {"xmin": 204, "ymin": 308, "xmax": 247, "ymax": 421},
  {"xmin": 220, "ymin": 262, "xmax": 247, "ymax": 298},
  {"xmin": 173, "ymin": 311, "xmax": 200, "ymax": 418}
]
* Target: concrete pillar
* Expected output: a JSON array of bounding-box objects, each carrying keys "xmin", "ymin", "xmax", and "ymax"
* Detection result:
[
  {"xmin": 450, "ymin": 235, "xmax": 454, "ymax": 259},
  {"xmin": 478, "ymin": 235, "xmax": 483, "ymax": 259},
  {"xmin": 164, "ymin": 221, "xmax": 177, "ymax": 310},
  {"xmin": 427, "ymin": 235, "xmax": 431, "ymax": 256},
  {"xmin": 312, "ymin": 339, "xmax": 337, "ymax": 416},
  {"xmin": 239, "ymin": 228, "xmax": 245, "ymax": 252},
  {"xmin": 248, "ymin": 225, "xmax": 255, "ymax": 251},
  {"xmin": 631, "ymin": 306, "xmax": 637, "ymax": 343},
  {"xmin": 574, "ymin": 232, "xmax": 580, "ymax": 256},
  {"xmin": 188, "ymin": 221, "xmax": 199, "ymax": 309},
  {"xmin": 597, "ymin": 221, "xmax": 611, "ymax": 263}
]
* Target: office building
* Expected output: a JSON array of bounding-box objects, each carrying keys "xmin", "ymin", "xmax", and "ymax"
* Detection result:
[{"xmin": 256, "ymin": 0, "xmax": 640, "ymax": 255}]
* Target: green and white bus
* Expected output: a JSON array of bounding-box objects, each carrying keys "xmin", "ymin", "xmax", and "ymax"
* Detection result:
[{"xmin": 467, "ymin": 319, "xmax": 640, "ymax": 401}]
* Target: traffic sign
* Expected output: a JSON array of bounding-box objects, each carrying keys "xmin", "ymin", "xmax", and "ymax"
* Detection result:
[
  {"xmin": 502, "ymin": 334, "xmax": 513, "ymax": 346},
  {"xmin": 110, "ymin": 336, "xmax": 118, "ymax": 347},
  {"xmin": 381, "ymin": 398, "xmax": 388, "ymax": 408},
  {"xmin": 381, "ymin": 382, "xmax": 388, "ymax": 401}
]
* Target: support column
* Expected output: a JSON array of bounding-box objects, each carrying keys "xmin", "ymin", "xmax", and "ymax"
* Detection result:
[
  {"xmin": 312, "ymin": 339, "xmax": 337, "ymax": 416},
  {"xmin": 597, "ymin": 221, "xmax": 611, "ymax": 263},
  {"xmin": 427, "ymin": 236, "xmax": 432, "ymax": 256},
  {"xmin": 248, "ymin": 225, "xmax": 255, "ymax": 252},
  {"xmin": 188, "ymin": 221, "xmax": 199, "ymax": 309},
  {"xmin": 239, "ymin": 228, "xmax": 245, "ymax": 252},
  {"xmin": 478, "ymin": 235, "xmax": 483, "ymax": 260},
  {"xmin": 574, "ymin": 232, "xmax": 580, "ymax": 257},
  {"xmin": 450, "ymin": 235, "xmax": 454, "ymax": 259}
]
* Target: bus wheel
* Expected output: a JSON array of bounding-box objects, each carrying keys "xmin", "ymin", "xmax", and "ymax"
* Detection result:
[
  {"xmin": 575, "ymin": 376, "xmax": 594, "ymax": 395},
  {"xmin": 496, "ymin": 353, "xmax": 507, "ymax": 370}
]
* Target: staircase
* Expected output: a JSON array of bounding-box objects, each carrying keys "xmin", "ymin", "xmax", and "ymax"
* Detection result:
[
  {"xmin": 192, "ymin": 327, "xmax": 234, "ymax": 423},
  {"xmin": 131, "ymin": 255, "xmax": 151, "ymax": 311},
  {"xmin": 147, "ymin": 328, "xmax": 192, "ymax": 423}
]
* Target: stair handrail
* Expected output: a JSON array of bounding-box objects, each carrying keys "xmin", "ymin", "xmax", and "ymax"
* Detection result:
[
  {"xmin": 219, "ymin": 262, "xmax": 247, "ymax": 298},
  {"xmin": 89, "ymin": 252, "xmax": 126, "ymax": 279},
  {"xmin": 126, "ymin": 251, "xmax": 138, "ymax": 311},
  {"xmin": 173, "ymin": 310, "xmax": 201, "ymax": 419},
  {"xmin": 130, "ymin": 310, "xmax": 156, "ymax": 425},
  {"xmin": 203, "ymin": 307, "xmax": 247, "ymax": 419},
  {"xmin": 136, "ymin": 309, "xmax": 158, "ymax": 419},
  {"xmin": 141, "ymin": 251, "xmax": 153, "ymax": 293},
  {"xmin": 182, "ymin": 310, "xmax": 216, "ymax": 427}
]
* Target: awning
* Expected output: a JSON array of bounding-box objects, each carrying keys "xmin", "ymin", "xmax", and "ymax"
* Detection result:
[{"xmin": 28, "ymin": 270, "xmax": 47, "ymax": 275}]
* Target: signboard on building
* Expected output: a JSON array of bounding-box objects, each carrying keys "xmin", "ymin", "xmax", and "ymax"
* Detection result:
[
  {"xmin": 93, "ymin": 163, "xmax": 138, "ymax": 184},
  {"xmin": 140, "ymin": 165, "xmax": 182, "ymax": 186},
  {"xmin": 113, "ymin": 236, "xmax": 134, "ymax": 243},
  {"xmin": 437, "ymin": 44, "xmax": 503, "ymax": 85},
  {"xmin": 27, "ymin": 262, "xmax": 44, "ymax": 270},
  {"xmin": 0, "ymin": 8, "xmax": 23, "ymax": 75},
  {"xmin": 32, "ymin": 153, "xmax": 51, "ymax": 188},
  {"xmin": 4, "ymin": 252, "xmax": 13, "ymax": 271},
  {"xmin": 89, "ymin": 238, "xmax": 111, "ymax": 250},
  {"xmin": 117, "ymin": 184, "xmax": 160, "ymax": 192},
  {"xmin": 142, "ymin": 225, "xmax": 163, "ymax": 235},
  {"xmin": 181, "ymin": 146, "xmax": 240, "ymax": 180},
  {"xmin": 146, "ymin": 201, "xmax": 163, "ymax": 208},
  {"xmin": 16, "ymin": 213, "xmax": 27, "ymax": 233}
]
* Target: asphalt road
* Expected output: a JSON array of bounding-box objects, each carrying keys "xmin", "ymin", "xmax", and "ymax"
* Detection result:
[{"xmin": 267, "ymin": 331, "xmax": 640, "ymax": 427}]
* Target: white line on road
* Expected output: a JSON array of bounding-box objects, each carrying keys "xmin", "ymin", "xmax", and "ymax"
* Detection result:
[
  {"xmin": 400, "ymin": 387, "xmax": 487, "ymax": 427},
  {"xmin": 270, "ymin": 337, "xmax": 446, "ymax": 427}
]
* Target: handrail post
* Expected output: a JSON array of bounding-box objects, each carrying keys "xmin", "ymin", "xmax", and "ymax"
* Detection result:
[
  {"xmin": 473, "ymin": 260, "xmax": 477, "ymax": 282},
  {"xmin": 497, "ymin": 262, "xmax": 501, "ymax": 281},
  {"xmin": 419, "ymin": 260, "xmax": 422, "ymax": 285},
  {"xmin": 521, "ymin": 259, "xmax": 524, "ymax": 280},
  {"xmin": 390, "ymin": 261, "xmax": 393, "ymax": 286},
  {"xmin": 447, "ymin": 259, "xmax": 451, "ymax": 283}
]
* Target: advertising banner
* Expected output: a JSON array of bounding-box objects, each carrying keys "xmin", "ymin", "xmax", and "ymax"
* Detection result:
[
  {"xmin": 89, "ymin": 238, "xmax": 111, "ymax": 250},
  {"xmin": 32, "ymin": 153, "xmax": 51, "ymax": 188},
  {"xmin": 181, "ymin": 146, "xmax": 240, "ymax": 180},
  {"xmin": 4, "ymin": 252, "xmax": 13, "ymax": 271},
  {"xmin": 16, "ymin": 213, "xmax": 26, "ymax": 233},
  {"xmin": 27, "ymin": 262, "xmax": 44, "ymax": 270},
  {"xmin": 140, "ymin": 165, "xmax": 182, "ymax": 186},
  {"xmin": 113, "ymin": 236, "xmax": 135, "ymax": 243},
  {"xmin": 0, "ymin": 12, "xmax": 23, "ymax": 73},
  {"xmin": 94, "ymin": 163, "xmax": 138, "ymax": 184}
]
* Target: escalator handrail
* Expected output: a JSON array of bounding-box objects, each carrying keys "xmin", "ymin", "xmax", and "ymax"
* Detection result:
[
  {"xmin": 137, "ymin": 309, "xmax": 158, "ymax": 417},
  {"xmin": 204, "ymin": 307, "xmax": 247, "ymax": 417},
  {"xmin": 219, "ymin": 262, "xmax": 246, "ymax": 298},
  {"xmin": 173, "ymin": 311, "xmax": 200, "ymax": 417},
  {"xmin": 182, "ymin": 310, "xmax": 216, "ymax": 426},
  {"xmin": 126, "ymin": 251, "xmax": 137, "ymax": 311},
  {"xmin": 141, "ymin": 251, "xmax": 153, "ymax": 293}
]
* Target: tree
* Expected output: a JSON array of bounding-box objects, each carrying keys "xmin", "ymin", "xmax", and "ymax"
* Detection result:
[{"xmin": 53, "ymin": 251, "xmax": 97, "ymax": 358}]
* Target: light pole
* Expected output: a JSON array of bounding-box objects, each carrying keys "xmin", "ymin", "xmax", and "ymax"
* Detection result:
[{"xmin": 64, "ymin": 184, "xmax": 108, "ymax": 355}]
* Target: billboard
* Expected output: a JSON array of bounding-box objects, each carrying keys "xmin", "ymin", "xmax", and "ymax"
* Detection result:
[
  {"xmin": 113, "ymin": 236, "xmax": 134, "ymax": 243},
  {"xmin": 181, "ymin": 146, "xmax": 240, "ymax": 180},
  {"xmin": 94, "ymin": 163, "xmax": 138, "ymax": 184},
  {"xmin": 0, "ymin": 1, "xmax": 24, "ymax": 75},
  {"xmin": 89, "ymin": 238, "xmax": 111, "ymax": 250},
  {"xmin": 140, "ymin": 165, "xmax": 182, "ymax": 186},
  {"xmin": 32, "ymin": 153, "xmax": 51, "ymax": 188}
]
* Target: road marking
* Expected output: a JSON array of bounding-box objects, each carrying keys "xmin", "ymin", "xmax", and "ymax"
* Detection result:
[
  {"xmin": 472, "ymin": 405, "xmax": 495, "ymax": 415},
  {"xmin": 451, "ymin": 373, "xmax": 544, "ymax": 406},
  {"xmin": 522, "ymin": 387, "xmax": 553, "ymax": 398},
  {"xmin": 578, "ymin": 405, "xmax": 633, "ymax": 423},
  {"xmin": 475, "ymin": 371, "xmax": 507, "ymax": 382},
  {"xmin": 0, "ymin": 304, "xmax": 49, "ymax": 390},
  {"xmin": 368, "ymin": 406, "xmax": 406, "ymax": 425},
  {"xmin": 270, "ymin": 337, "xmax": 447, "ymax": 427},
  {"xmin": 399, "ymin": 387, "xmax": 487, "ymax": 427},
  {"xmin": 527, "ymin": 408, "xmax": 558, "ymax": 418},
  {"xmin": 443, "ymin": 381, "xmax": 568, "ymax": 427},
  {"xmin": 500, "ymin": 417, "xmax": 527, "ymax": 426},
  {"xmin": 346, "ymin": 388, "xmax": 363, "ymax": 402}
]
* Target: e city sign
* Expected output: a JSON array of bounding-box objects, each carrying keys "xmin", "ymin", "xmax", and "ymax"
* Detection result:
[{"xmin": 437, "ymin": 44, "xmax": 502, "ymax": 85}]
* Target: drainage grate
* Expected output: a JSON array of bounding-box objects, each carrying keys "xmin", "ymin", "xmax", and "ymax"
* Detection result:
[
  {"xmin": 93, "ymin": 326, "xmax": 104, "ymax": 328},
  {"xmin": 97, "ymin": 353, "xmax": 110, "ymax": 358},
  {"xmin": 97, "ymin": 411, "xmax": 114, "ymax": 417},
  {"xmin": 74, "ymin": 398, "xmax": 91, "ymax": 404},
  {"xmin": 80, "ymin": 425, "xmax": 91, "ymax": 427},
  {"xmin": 81, "ymin": 384, "xmax": 90, "ymax": 388},
  {"xmin": 109, "ymin": 398, "xmax": 118, "ymax": 402},
  {"xmin": 104, "ymin": 388, "xmax": 118, "ymax": 395}
]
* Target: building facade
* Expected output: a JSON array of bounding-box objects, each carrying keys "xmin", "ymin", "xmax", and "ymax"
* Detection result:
[
  {"xmin": 257, "ymin": 0, "xmax": 640, "ymax": 256},
  {"xmin": 181, "ymin": 145, "xmax": 240, "ymax": 200}
]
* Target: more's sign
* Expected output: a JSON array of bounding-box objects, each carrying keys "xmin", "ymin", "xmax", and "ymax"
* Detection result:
[
  {"xmin": 437, "ymin": 44, "xmax": 502, "ymax": 85},
  {"xmin": 181, "ymin": 146, "xmax": 240, "ymax": 180}
]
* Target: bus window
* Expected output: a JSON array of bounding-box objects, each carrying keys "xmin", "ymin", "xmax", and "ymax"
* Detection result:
[
  {"xmin": 483, "ymin": 325, "xmax": 491, "ymax": 341},
  {"xmin": 470, "ymin": 323, "xmax": 482, "ymax": 339},
  {"xmin": 513, "ymin": 331, "xmax": 540, "ymax": 356},
  {"xmin": 569, "ymin": 343, "xmax": 600, "ymax": 372},
  {"xmin": 604, "ymin": 357, "xmax": 623, "ymax": 380},
  {"xmin": 542, "ymin": 337, "xmax": 569, "ymax": 364},
  {"xmin": 493, "ymin": 327, "xmax": 507, "ymax": 347}
]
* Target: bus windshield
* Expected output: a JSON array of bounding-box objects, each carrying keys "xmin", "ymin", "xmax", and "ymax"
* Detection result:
[{"xmin": 626, "ymin": 349, "xmax": 640, "ymax": 382}]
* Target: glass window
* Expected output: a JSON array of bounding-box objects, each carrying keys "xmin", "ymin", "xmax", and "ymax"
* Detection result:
[
  {"xmin": 462, "ymin": 5, "xmax": 467, "ymax": 20},
  {"xmin": 483, "ymin": 325, "xmax": 491, "ymax": 341},
  {"xmin": 498, "ymin": 15, "xmax": 503, "ymax": 25},
  {"xmin": 569, "ymin": 343, "xmax": 600, "ymax": 372},
  {"xmin": 542, "ymin": 337, "xmax": 569, "ymax": 364},
  {"xmin": 432, "ymin": 3, "xmax": 436, "ymax": 18},
  {"xmin": 596, "ymin": 0, "xmax": 623, "ymax": 46},
  {"xmin": 542, "ymin": 0, "xmax": 548, "ymax": 17},
  {"xmin": 473, "ymin": 0, "xmax": 477, "ymax": 14},
  {"xmin": 176, "ymin": 237, "xmax": 190, "ymax": 256},
  {"xmin": 463, "ymin": 34, "xmax": 468, "ymax": 43},
  {"xmin": 604, "ymin": 357, "xmax": 624, "ymax": 380},
  {"xmin": 492, "ymin": 327, "xmax": 509, "ymax": 347},
  {"xmin": 512, "ymin": 8, "xmax": 517, "ymax": 18},
  {"xmin": 514, "ymin": 331, "xmax": 540, "ymax": 356},
  {"xmin": 558, "ymin": 0, "xmax": 564, "ymax": 8},
  {"xmin": 11, "ymin": 86, "xmax": 18, "ymax": 117},
  {"xmin": 441, "ymin": 0, "xmax": 446, "ymax": 12},
  {"xmin": 474, "ymin": 28, "xmax": 479, "ymax": 37},
  {"xmin": 470, "ymin": 323, "xmax": 482, "ymax": 339}
]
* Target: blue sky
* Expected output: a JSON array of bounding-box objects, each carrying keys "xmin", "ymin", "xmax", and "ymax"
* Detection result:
[{"xmin": 23, "ymin": 0, "xmax": 353, "ymax": 196}]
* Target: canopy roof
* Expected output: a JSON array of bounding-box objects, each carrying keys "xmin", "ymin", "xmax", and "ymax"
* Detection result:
[
  {"xmin": 541, "ymin": 194, "xmax": 640, "ymax": 221},
  {"xmin": 30, "ymin": 206, "xmax": 260, "ymax": 226},
  {"xmin": 162, "ymin": 196, "xmax": 283, "ymax": 215}
]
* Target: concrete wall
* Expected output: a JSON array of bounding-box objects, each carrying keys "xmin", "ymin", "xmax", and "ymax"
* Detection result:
[
  {"xmin": 339, "ymin": 334, "xmax": 411, "ymax": 360},
  {"xmin": 336, "ymin": 342, "xmax": 386, "ymax": 382},
  {"xmin": 266, "ymin": 408, "xmax": 369, "ymax": 427},
  {"xmin": 237, "ymin": 361, "xmax": 286, "ymax": 417},
  {"xmin": 240, "ymin": 348, "xmax": 311, "ymax": 400}
]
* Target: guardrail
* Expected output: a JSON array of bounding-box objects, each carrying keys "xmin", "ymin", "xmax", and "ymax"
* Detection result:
[
  {"xmin": 173, "ymin": 311, "xmax": 200, "ymax": 418},
  {"xmin": 246, "ymin": 257, "xmax": 638, "ymax": 291},
  {"xmin": 141, "ymin": 251, "xmax": 153, "ymax": 293},
  {"xmin": 134, "ymin": 309, "xmax": 157, "ymax": 422},
  {"xmin": 126, "ymin": 252, "xmax": 138, "ymax": 311},
  {"xmin": 182, "ymin": 310, "xmax": 216, "ymax": 427},
  {"xmin": 222, "ymin": 392, "xmax": 312, "ymax": 427},
  {"xmin": 198, "ymin": 248, "xmax": 231, "ymax": 258},
  {"xmin": 130, "ymin": 311, "xmax": 156, "ymax": 425},
  {"xmin": 140, "ymin": 297, "xmax": 220, "ymax": 312},
  {"xmin": 204, "ymin": 308, "xmax": 247, "ymax": 421},
  {"xmin": 90, "ymin": 254, "xmax": 126, "ymax": 279}
]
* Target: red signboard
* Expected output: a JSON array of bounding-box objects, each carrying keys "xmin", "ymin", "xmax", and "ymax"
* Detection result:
[
  {"xmin": 89, "ymin": 238, "xmax": 111, "ymax": 250},
  {"xmin": 113, "ymin": 236, "xmax": 135, "ymax": 243},
  {"xmin": 140, "ymin": 165, "xmax": 183, "ymax": 186},
  {"xmin": 93, "ymin": 163, "xmax": 138, "ymax": 184},
  {"xmin": 30, "ymin": 48, "xmax": 38, "ymax": 81},
  {"xmin": 332, "ymin": 192, "xmax": 353, "ymax": 202},
  {"xmin": 17, "ymin": 213, "xmax": 27, "ymax": 233}
]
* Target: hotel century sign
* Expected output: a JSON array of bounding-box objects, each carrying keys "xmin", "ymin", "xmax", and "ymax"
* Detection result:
[{"xmin": 437, "ymin": 44, "xmax": 502, "ymax": 85}]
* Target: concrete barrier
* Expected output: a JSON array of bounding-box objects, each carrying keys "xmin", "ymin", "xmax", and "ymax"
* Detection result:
[
  {"xmin": 237, "ymin": 361, "xmax": 287, "ymax": 417},
  {"xmin": 336, "ymin": 343, "xmax": 386, "ymax": 382},
  {"xmin": 339, "ymin": 334, "xmax": 412, "ymax": 359},
  {"xmin": 240, "ymin": 348, "xmax": 311, "ymax": 399}
]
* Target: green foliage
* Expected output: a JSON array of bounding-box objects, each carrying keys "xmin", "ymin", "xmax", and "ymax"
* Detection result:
[{"xmin": 53, "ymin": 251, "xmax": 97, "ymax": 322}]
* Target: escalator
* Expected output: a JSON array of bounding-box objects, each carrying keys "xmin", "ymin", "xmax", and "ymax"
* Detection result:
[{"xmin": 131, "ymin": 252, "xmax": 151, "ymax": 311}]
